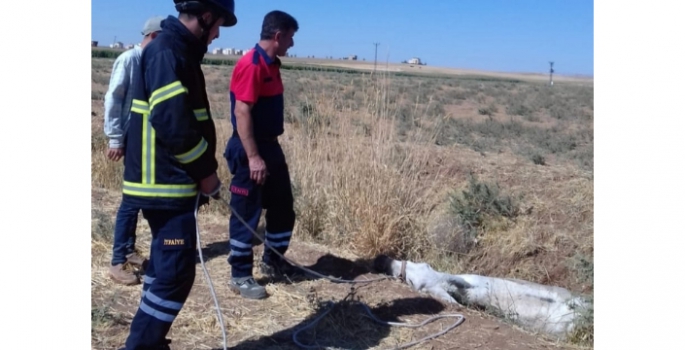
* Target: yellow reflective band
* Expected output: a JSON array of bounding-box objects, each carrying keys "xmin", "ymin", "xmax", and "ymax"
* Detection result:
[
  {"xmin": 142, "ymin": 113, "xmax": 149, "ymax": 184},
  {"xmin": 149, "ymin": 81, "xmax": 187, "ymax": 110},
  {"xmin": 131, "ymin": 99, "xmax": 150, "ymax": 114},
  {"xmin": 150, "ymin": 119, "xmax": 156, "ymax": 184},
  {"xmin": 193, "ymin": 108, "xmax": 209, "ymax": 121},
  {"xmin": 175, "ymin": 138, "xmax": 208, "ymax": 164},
  {"xmin": 140, "ymin": 113, "xmax": 157, "ymax": 184},
  {"xmin": 123, "ymin": 181, "xmax": 197, "ymax": 198}
]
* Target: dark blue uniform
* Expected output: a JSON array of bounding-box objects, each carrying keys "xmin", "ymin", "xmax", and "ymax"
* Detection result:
[
  {"xmin": 121, "ymin": 15, "xmax": 218, "ymax": 349},
  {"xmin": 225, "ymin": 44, "xmax": 295, "ymax": 278}
]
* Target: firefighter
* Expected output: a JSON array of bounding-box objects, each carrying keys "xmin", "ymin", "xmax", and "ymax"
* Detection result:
[
  {"xmin": 118, "ymin": 1, "xmax": 237, "ymax": 349},
  {"xmin": 224, "ymin": 10, "xmax": 301, "ymax": 300}
]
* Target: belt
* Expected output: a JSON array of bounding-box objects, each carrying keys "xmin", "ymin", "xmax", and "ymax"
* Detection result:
[{"xmin": 232, "ymin": 131, "xmax": 277, "ymax": 143}]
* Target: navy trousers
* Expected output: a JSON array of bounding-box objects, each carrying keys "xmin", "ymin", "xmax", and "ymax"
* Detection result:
[
  {"xmin": 124, "ymin": 208, "xmax": 197, "ymax": 350},
  {"xmin": 224, "ymin": 136, "xmax": 296, "ymax": 278},
  {"xmin": 111, "ymin": 199, "xmax": 140, "ymax": 265}
]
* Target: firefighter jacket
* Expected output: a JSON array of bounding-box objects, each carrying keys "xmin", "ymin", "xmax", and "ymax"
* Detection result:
[{"xmin": 122, "ymin": 15, "xmax": 217, "ymax": 211}]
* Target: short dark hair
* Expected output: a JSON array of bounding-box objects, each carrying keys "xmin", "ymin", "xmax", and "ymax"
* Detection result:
[{"xmin": 260, "ymin": 10, "xmax": 298, "ymax": 40}]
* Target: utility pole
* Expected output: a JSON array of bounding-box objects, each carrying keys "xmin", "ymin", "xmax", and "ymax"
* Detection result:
[
  {"xmin": 373, "ymin": 42, "xmax": 380, "ymax": 73},
  {"xmin": 549, "ymin": 61, "xmax": 554, "ymax": 86}
]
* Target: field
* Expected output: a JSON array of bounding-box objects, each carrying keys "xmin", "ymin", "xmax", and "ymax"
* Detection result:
[{"xmin": 91, "ymin": 51, "xmax": 594, "ymax": 349}]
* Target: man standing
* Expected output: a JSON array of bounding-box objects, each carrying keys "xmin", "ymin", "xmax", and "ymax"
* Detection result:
[
  {"xmin": 119, "ymin": 1, "xmax": 237, "ymax": 349},
  {"xmin": 224, "ymin": 10, "xmax": 301, "ymax": 300},
  {"xmin": 104, "ymin": 16, "xmax": 163, "ymax": 286}
]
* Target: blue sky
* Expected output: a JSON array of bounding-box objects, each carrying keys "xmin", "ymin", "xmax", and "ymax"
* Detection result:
[{"xmin": 91, "ymin": 0, "xmax": 594, "ymax": 76}]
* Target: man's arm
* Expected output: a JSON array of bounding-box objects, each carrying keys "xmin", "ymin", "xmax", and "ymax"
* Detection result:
[
  {"xmin": 234, "ymin": 101, "xmax": 259, "ymax": 158},
  {"xmin": 103, "ymin": 53, "xmax": 130, "ymax": 160},
  {"xmin": 145, "ymin": 50, "xmax": 219, "ymax": 193}
]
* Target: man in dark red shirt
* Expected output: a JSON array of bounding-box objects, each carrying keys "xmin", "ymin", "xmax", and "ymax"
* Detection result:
[{"xmin": 224, "ymin": 10, "xmax": 301, "ymax": 299}]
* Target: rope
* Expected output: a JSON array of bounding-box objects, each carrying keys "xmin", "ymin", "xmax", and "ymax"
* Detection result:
[
  {"xmin": 192, "ymin": 189, "xmax": 466, "ymax": 350},
  {"xmin": 217, "ymin": 194, "xmax": 390, "ymax": 284},
  {"xmin": 195, "ymin": 193, "xmax": 228, "ymax": 350},
  {"xmin": 292, "ymin": 300, "xmax": 465, "ymax": 350}
]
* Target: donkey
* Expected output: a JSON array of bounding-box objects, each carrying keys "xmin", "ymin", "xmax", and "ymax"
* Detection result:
[{"xmin": 373, "ymin": 254, "xmax": 591, "ymax": 339}]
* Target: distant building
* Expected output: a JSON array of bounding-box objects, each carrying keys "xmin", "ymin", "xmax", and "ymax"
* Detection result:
[
  {"xmin": 110, "ymin": 42, "xmax": 124, "ymax": 49},
  {"xmin": 91, "ymin": 41, "xmax": 98, "ymax": 47},
  {"xmin": 125, "ymin": 44, "xmax": 135, "ymax": 49},
  {"xmin": 212, "ymin": 48, "xmax": 222, "ymax": 54},
  {"xmin": 408, "ymin": 57, "xmax": 422, "ymax": 65},
  {"xmin": 347, "ymin": 54, "xmax": 357, "ymax": 60}
]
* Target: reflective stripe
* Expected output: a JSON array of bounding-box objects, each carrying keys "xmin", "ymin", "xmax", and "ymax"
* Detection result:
[
  {"xmin": 193, "ymin": 108, "xmax": 209, "ymax": 121},
  {"xmin": 150, "ymin": 119, "xmax": 156, "ymax": 183},
  {"xmin": 141, "ymin": 113, "xmax": 149, "ymax": 183},
  {"xmin": 123, "ymin": 181, "xmax": 197, "ymax": 198},
  {"xmin": 144, "ymin": 275, "xmax": 155, "ymax": 284},
  {"xmin": 150, "ymin": 81, "xmax": 187, "ymax": 110},
  {"xmin": 140, "ymin": 300, "xmax": 175, "ymax": 322},
  {"xmin": 230, "ymin": 239, "xmax": 251, "ymax": 249},
  {"xmin": 265, "ymin": 240, "xmax": 290, "ymax": 248},
  {"xmin": 145, "ymin": 291, "xmax": 184, "ymax": 311},
  {"xmin": 230, "ymin": 250, "xmax": 253, "ymax": 257},
  {"xmin": 131, "ymin": 99, "xmax": 150, "ymax": 114},
  {"xmin": 265, "ymin": 231, "xmax": 292, "ymax": 240},
  {"xmin": 175, "ymin": 138, "xmax": 208, "ymax": 164},
  {"xmin": 141, "ymin": 113, "xmax": 156, "ymax": 184}
]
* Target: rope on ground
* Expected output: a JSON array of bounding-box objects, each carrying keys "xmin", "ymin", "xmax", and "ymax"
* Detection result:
[
  {"xmin": 193, "ymin": 190, "xmax": 466, "ymax": 350},
  {"xmin": 292, "ymin": 300, "xmax": 465, "ymax": 350},
  {"xmin": 217, "ymin": 195, "xmax": 390, "ymax": 284}
]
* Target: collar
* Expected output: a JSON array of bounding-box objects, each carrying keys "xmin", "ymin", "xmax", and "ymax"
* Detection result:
[
  {"xmin": 254, "ymin": 43, "xmax": 281, "ymax": 66},
  {"xmin": 161, "ymin": 15, "xmax": 207, "ymax": 61}
]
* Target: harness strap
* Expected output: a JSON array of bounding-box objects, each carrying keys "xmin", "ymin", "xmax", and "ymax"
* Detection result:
[{"xmin": 399, "ymin": 260, "xmax": 407, "ymax": 282}]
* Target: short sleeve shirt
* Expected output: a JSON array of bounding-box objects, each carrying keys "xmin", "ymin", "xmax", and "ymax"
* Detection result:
[{"xmin": 229, "ymin": 44, "xmax": 284, "ymax": 141}]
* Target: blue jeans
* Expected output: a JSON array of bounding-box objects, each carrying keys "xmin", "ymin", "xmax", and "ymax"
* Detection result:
[{"xmin": 111, "ymin": 200, "xmax": 141, "ymax": 266}]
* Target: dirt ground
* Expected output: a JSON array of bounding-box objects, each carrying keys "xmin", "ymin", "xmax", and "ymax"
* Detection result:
[{"xmin": 92, "ymin": 189, "xmax": 582, "ymax": 350}]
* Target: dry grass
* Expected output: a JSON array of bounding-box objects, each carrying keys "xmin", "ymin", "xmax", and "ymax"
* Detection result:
[{"xmin": 91, "ymin": 58, "xmax": 593, "ymax": 349}]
